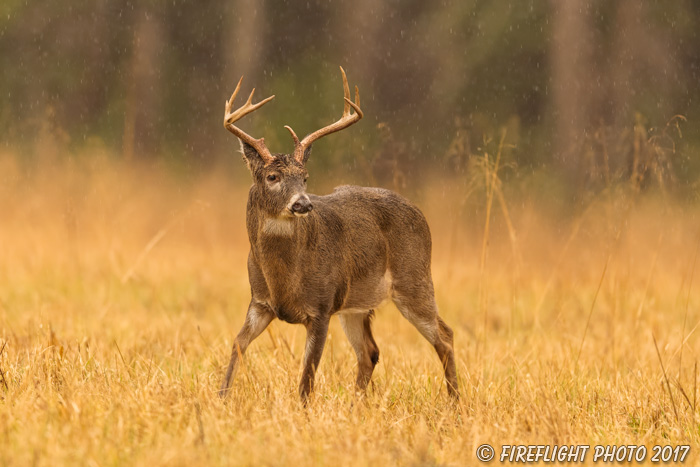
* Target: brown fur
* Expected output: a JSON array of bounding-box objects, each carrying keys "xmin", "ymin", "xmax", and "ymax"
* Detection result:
[{"xmin": 219, "ymin": 141, "xmax": 459, "ymax": 402}]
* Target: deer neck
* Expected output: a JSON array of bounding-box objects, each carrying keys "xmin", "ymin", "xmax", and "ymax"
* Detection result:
[
  {"xmin": 249, "ymin": 203, "xmax": 314, "ymax": 309},
  {"xmin": 247, "ymin": 193, "xmax": 311, "ymax": 264}
]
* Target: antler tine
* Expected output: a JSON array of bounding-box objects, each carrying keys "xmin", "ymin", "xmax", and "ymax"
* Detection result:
[
  {"xmin": 251, "ymin": 93, "xmax": 275, "ymax": 111},
  {"xmin": 224, "ymin": 76, "xmax": 244, "ymax": 121},
  {"xmin": 341, "ymin": 66, "xmax": 351, "ymax": 116},
  {"xmin": 344, "ymin": 95, "xmax": 363, "ymax": 118},
  {"xmin": 284, "ymin": 125, "xmax": 301, "ymax": 146},
  {"xmin": 223, "ymin": 76, "xmax": 275, "ymax": 165},
  {"xmin": 286, "ymin": 67, "xmax": 363, "ymax": 164}
]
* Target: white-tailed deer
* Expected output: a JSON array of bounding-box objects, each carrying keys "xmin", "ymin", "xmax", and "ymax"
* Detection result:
[{"xmin": 219, "ymin": 67, "xmax": 458, "ymax": 401}]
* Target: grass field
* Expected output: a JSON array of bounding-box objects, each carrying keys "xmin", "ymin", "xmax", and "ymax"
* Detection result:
[{"xmin": 1, "ymin": 151, "xmax": 699, "ymax": 466}]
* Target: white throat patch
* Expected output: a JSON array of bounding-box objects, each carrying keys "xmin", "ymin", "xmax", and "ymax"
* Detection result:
[{"xmin": 263, "ymin": 217, "xmax": 295, "ymax": 236}]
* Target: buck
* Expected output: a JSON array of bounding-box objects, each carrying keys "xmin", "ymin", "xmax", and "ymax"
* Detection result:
[{"xmin": 219, "ymin": 67, "xmax": 458, "ymax": 401}]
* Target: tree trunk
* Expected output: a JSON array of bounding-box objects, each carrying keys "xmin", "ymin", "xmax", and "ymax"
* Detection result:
[
  {"xmin": 550, "ymin": 0, "xmax": 593, "ymax": 182},
  {"xmin": 122, "ymin": 6, "xmax": 164, "ymax": 160},
  {"xmin": 223, "ymin": 0, "xmax": 267, "ymax": 87}
]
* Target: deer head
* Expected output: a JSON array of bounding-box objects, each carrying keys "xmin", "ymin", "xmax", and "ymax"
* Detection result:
[{"xmin": 223, "ymin": 67, "xmax": 363, "ymax": 219}]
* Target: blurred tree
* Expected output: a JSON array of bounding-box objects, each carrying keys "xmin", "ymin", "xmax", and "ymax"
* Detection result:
[
  {"xmin": 123, "ymin": 4, "xmax": 165, "ymax": 160},
  {"xmin": 223, "ymin": 0, "xmax": 267, "ymax": 86},
  {"xmin": 550, "ymin": 0, "xmax": 594, "ymax": 182},
  {"xmin": 0, "ymin": 0, "xmax": 698, "ymax": 190}
]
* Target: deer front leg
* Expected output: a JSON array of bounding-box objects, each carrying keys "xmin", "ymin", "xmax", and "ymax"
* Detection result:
[
  {"xmin": 298, "ymin": 316, "xmax": 330, "ymax": 403},
  {"xmin": 219, "ymin": 301, "xmax": 274, "ymax": 398}
]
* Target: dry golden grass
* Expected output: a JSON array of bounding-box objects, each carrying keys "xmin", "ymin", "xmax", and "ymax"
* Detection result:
[{"xmin": 0, "ymin": 150, "xmax": 699, "ymax": 466}]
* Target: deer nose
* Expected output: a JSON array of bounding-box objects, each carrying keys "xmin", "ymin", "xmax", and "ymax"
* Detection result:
[{"xmin": 291, "ymin": 197, "xmax": 313, "ymax": 214}]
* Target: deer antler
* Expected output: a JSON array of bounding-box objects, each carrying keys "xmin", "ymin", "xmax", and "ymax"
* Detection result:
[
  {"xmin": 285, "ymin": 67, "xmax": 363, "ymax": 164},
  {"xmin": 224, "ymin": 77, "xmax": 275, "ymax": 165}
]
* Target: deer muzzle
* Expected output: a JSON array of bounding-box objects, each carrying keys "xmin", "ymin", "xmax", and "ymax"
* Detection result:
[{"xmin": 289, "ymin": 194, "xmax": 313, "ymax": 216}]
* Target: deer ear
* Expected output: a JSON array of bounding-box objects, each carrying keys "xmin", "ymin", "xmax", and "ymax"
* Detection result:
[
  {"xmin": 240, "ymin": 140, "xmax": 266, "ymax": 169},
  {"xmin": 301, "ymin": 145, "xmax": 312, "ymax": 165}
]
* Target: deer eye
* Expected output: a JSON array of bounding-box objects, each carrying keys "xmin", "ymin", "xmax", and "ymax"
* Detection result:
[{"xmin": 266, "ymin": 174, "xmax": 279, "ymax": 182}]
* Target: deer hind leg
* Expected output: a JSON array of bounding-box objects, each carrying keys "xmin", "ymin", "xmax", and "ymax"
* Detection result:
[
  {"xmin": 338, "ymin": 310, "xmax": 380, "ymax": 391},
  {"xmin": 219, "ymin": 301, "xmax": 274, "ymax": 398},
  {"xmin": 392, "ymin": 288, "xmax": 459, "ymax": 398}
]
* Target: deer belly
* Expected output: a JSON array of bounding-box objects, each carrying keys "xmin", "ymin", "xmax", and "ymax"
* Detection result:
[
  {"xmin": 271, "ymin": 303, "xmax": 308, "ymax": 324},
  {"xmin": 339, "ymin": 270, "xmax": 392, "ymax": 311}
]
